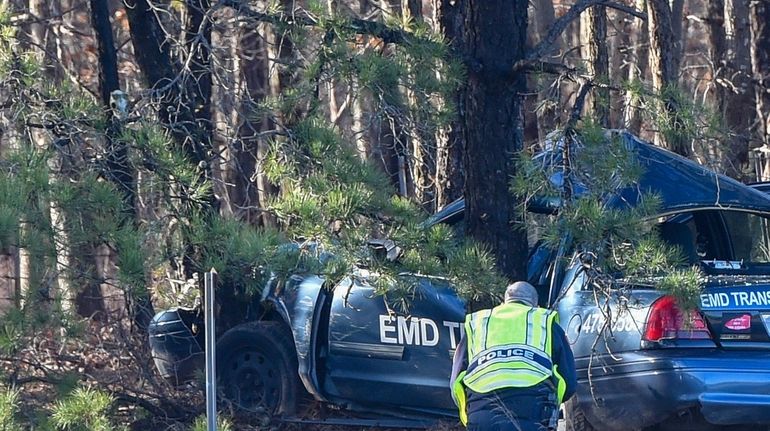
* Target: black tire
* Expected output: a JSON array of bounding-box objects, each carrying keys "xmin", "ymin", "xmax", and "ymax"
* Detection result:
[
  {"xmin": 216, "ymin": 321, "xmax": 300, "ymax": 417},
  {"xmin": 563, "ymin": 398, "xmax": 598, "ymax": 431}
]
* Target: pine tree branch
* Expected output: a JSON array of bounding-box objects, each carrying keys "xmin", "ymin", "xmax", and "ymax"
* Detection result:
[
  {"xmin": 219, "ymin": 0, "xmax": 441, "ymax": 48},
  {"xmin": 513, "ymin": 60, "xmax": 578, "ymax": 77},
  {"xmin": 527, "ymin": 0, "xmax": 647, "ymax": 61}
]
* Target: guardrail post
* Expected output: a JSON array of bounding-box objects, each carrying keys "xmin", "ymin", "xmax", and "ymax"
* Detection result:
[{"xmin": 205, "ymin": 269, "xmax": 218, "ymax": 431}]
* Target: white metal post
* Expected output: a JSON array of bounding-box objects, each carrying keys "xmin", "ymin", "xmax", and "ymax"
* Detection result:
[{"xmin": 205, "ymin": 269, "xmax": 218, "ymax": 431}]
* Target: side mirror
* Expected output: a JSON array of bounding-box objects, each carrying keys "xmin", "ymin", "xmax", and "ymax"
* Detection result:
[{"xmin": 367, "ymin": 239, "xmax": 403, "ymax": 262}]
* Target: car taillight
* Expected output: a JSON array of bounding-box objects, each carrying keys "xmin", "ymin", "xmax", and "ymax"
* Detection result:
[{"xmin": 643, "ymin": 295, "xmax": 711, "ymax": 342}]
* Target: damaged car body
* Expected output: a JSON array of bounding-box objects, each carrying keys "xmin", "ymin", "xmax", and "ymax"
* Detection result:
[{"xmin": 149, "ymin": 132, "xmax": 770, "ymax": 430}]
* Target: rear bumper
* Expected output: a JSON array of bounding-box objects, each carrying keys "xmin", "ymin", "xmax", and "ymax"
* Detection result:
[
  {"xmin": 574, "ymin": 349, "xmax": 770, "ymax": 430},
  {"xmin": 148, "ymin": 308, "xmax": 204, "ymax": 386}
]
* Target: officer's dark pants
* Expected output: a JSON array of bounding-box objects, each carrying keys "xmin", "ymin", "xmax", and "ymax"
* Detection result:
[{"xmin": 466, "ymin": 386, "xmax": 557, "ymax": 431}]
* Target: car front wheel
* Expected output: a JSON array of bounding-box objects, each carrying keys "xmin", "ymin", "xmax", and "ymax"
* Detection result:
[{"xmin": 216, "ymin": 321, "xmax": 300, "ymax": 417}]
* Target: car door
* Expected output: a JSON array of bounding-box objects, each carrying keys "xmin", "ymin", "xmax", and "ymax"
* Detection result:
[
  {"xmin": 322, "ymin": 272, "xmax": 465, "ymax": 414},
  {"xmin": 552, "ymin": 254, "xmax": 656, "ymax": 362}
]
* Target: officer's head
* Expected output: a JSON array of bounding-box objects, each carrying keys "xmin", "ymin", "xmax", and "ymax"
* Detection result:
[{"xmin": 504, "ymin": 281, "xmax": 538, "ymax": 307}]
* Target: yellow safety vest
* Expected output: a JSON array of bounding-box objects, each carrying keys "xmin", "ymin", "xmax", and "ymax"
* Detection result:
[{"xmin": 452, "ymin": 302, "xmax": 567, "ymax": 425}]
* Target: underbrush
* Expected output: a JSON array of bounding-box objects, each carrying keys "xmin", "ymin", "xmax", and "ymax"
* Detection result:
[{"xmin": 0, "ymin": 315, "xmax": 463, "ymax": 431}]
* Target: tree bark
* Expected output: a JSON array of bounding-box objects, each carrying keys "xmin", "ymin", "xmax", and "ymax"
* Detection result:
[
  {"xmin": 750, "ymin": 0, "xmax": 770, "ymax": 148},
  {"xmin": 396, "ymin": 0, "xmax": 432, "ymax": 209},
  {"xmin": 351, "ymin": 0, "xmax": 371, "ymax": 162},
  {"xmin": 238, "ymin": 21, "xmax": 275, "ymax": 226},
  {"xmin": 432, "ymin": 0, "xmax": 465, "ymax": 208},
  {"xmin": 623, "ymin": 0, "xmax": 648, "ymax": 133},
  {"xmin": 90, "ymin": 0, "xmax": 120, "ymax": 107},
  {"xmin": 708, "ymin": 0, "xmax": 727, "ymax": 125},
  {"xmin": 671, "ymin": 0, "xmax": 685, "ymax": 62},
  {"xmin": 0, "ymin": 252, "xmax": 15, "ymax": 313},
  {"xmin": 707, "ymin": 0, "xmax": 752, "ymax": 178},
  {"xmin": 26, "ymin": 0, "xmax": 77, "ymax": 315},
  {"xmin": 462, "ymin": 0, "xmax": 529, "ymax": 280},
  {"xmin": 123, "ymin": 0, "xmax": 176, "ymax": 93},
  {"xmin": 720, "ymin": 0, "xmax": 754, "ymax": 178},
  {"xmin": 404, "ymin": 0, "xmax": 422, "ymax": 19},
  {"xmin": 91, "ymin": 0, "xmax": 135, "ymax": 216},
  {"xmin": 124, "ymin": 0, "xmax": 212, "ymax": 169},
  {"xmin": 647, "ymin": 0, "xmax": 688, "ymax": 156},
  {"xmin": 530, "ymin": 0, "xmax": 561, "ymax": 142},
  {"xmin": 91, "ymin": 0, "xmax": 154, "ymax": 328},
  {"xmin": 185, "ymin": 0, "xmax": 214, "ymax": 153},
  {"xmin": 582, "ymin": 5, "xmax": 610, "ymax": 126}
]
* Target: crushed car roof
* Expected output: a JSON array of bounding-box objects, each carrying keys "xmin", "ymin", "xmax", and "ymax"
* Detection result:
[
  {"xmin": 610, "ymin": 132, "xmax": 770, "ymax": 212},
  {"xmin": 428, "ymin": 131, "xmax": 770, "ymax": 224}
]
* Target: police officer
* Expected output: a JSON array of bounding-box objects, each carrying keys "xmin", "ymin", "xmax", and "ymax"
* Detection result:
[{"xmin": 450, "ymin": 281, "xmax": 576, "ymax": 431}]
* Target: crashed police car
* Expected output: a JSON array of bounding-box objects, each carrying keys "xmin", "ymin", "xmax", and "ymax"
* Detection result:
[{"xmin": 149, "ymin": 131, "xmax": 770, "ymax": 430}]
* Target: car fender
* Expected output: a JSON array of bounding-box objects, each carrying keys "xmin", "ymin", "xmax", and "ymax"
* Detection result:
[{"xmin": 263, "ymin": 273, "xmax": 329, "ymax": 402}]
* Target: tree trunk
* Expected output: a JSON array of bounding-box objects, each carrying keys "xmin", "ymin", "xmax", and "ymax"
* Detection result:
[
  {"xmin": 404, "ymin": 0, "xmax": 422, "ymax": 19},
  {"xmin": 404, "ymin": 41, "xmax": 433, "ymax": 208},
  {"xmin": 91, "ymin": 0, "xmax": 134, "ymax": 214},
  {"xmin": 647, "ymin": 0, "xmax": 679, "ymax": 101},
  {"xmin": 671, "ymin": 0, "xmax": 685, "ymax": 62},
  {"xmin": 647, "ymin": 0, "xmax": 688, "ymax": 156},
  {"xmin": 0, "ymin": 252, "xmax": 15, "ymax": 313},
  {"xmin": 210, "ymin": 10, "xmax": 236, "ymax": 220},
  {"xmin": 623, "ymin": 0, "xmax": 648, "ymax": 134},
  {"xmin": 708, "ymin": 0, "xmax": 752, "ymax": 178},
  {"xmin": 26, "ymin": 0, "xmax": 77, "ymax": 314},
  {"xmin": 352, "ymin": 0, "xmax": 372, "ymax": 162},
  {"xmin": 185, "ymin": 0, "xmax": 214, "ymax": 152},
  {"xmin": 90, "ymin": 0, "xmax": 120, "ymax": 107},
  {"xmin": 258, "ymin": 18, "xmax": 286, "ymax": 226},
  {"xmin": 394, "ymin": 0, "xmax": 432, "ymax": 209},
  {"xmin": 90, "ymin": 0, "xmax": 154, "ymax": 328},
  {"xmin": 582, "ymin": 5, "xmax": 610, "ymax": 126},
  {"xmin": 124, "ymin": 0, "xmax": 212, "ymax": 168},
  {"xmin": 238, "ymin": 21, "xmax": 275, "ymax": 226},
  {"xmin": 531, "ymin": 0, "xmax": 561, "ymax": 141},
  {"xmin": 708, "ymin": 0, "xmax": 727, "ymax": 118},
  {"xmin": 432, "ymin": 0, "xmax": 465, "ymax": 208},
  {"xmin": 720, "ymin": 0, "xmax": 754, "ymax": 178},
  {"xmin": 462, "ymin": 0, "xmax": 528, "ymax": 280},
  {"xmin": 750, "ymin": 0, "xmax": 770, "ymax": 150},
  {"xmin": 123, "ymin": 0, "xmax": 176, "ymax": 92}
]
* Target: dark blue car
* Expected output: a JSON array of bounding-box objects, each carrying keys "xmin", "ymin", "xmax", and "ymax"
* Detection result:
[{"xmin": 149, "ymin": 133, "xmax": 770, "ymax": 430}]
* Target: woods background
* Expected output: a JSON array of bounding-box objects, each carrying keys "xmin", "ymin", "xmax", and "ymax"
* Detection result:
[{"xmin": 0, "ymin": 0, "xmax": 768, "ymax": 429}]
